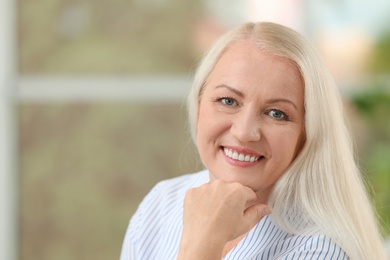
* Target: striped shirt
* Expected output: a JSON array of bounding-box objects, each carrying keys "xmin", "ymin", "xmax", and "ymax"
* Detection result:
[{"xmin": 120, "ymin": 170, "xmax": 348, "ymax": 259}]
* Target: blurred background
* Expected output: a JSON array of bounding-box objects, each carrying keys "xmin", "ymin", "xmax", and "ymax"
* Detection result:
[{"xmin": 0, "ymin": 0, "xmax": 389, "ymax": 259}]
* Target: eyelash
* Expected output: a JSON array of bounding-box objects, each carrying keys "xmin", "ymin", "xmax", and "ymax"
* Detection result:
[
  {"xmin": 267, "ymin": 108, "xmax": 290, "ymax": 121},
  {"xmin": 216, "ymin": 96, "xmax": 238, "ymax": 107},
  {"xmin": 216, "ymin": 97, "xmax": 290, "ymax": 121}
]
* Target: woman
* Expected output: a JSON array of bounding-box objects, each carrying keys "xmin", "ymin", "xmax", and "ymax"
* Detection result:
[{"xmin": 121, "ymin": 22, "xmax": 387, "ymax": 259}]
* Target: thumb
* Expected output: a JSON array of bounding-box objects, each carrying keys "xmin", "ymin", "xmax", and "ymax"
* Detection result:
[{"xmin": 244, "ymin": 204, "xmax": 272, "ymax": 226}]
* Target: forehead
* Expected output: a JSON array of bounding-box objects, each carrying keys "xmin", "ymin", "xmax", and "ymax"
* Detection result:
[
  {"xmin": 206, "ymin": 40, "xmax": 304, "ymax": 100},
  {"xmin": 217, "ymin": 40, "xmax": 301, "ymax": 78}
]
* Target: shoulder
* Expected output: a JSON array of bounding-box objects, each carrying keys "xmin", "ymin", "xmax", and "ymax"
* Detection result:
[
  {"xmin": 157, "ymin": 169, "xmax": 210, "ymax": 189},
  {"xmin": 279, "ymin": 233, "xmax": 348, "ymax": 260},
  {"xmin": 146, "ymin": 169, "xmax": 210, "ymax": 202},
  {"xmin": 128, "ymin": 170, "xmax": 209, "ymax": 237},
  {"xmin": 120, "ymin": 170, "xmax": 209, "ymax": 259}
]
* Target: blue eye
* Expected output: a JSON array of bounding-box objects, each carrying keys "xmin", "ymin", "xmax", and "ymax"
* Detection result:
[
  {"xmin": 268, "ymin": 109, "xmax": 287, "ymax": 119},
  {"xmin": 220, "ymin": 97, "xmax": 236, "ymax": 106}
]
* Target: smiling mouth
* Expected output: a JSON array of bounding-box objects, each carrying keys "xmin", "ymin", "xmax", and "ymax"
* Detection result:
[{"xmin": 222, "ymin": 147, "xmax": 263, "ymax": 162}]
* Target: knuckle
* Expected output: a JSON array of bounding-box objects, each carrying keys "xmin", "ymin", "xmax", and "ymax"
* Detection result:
[
  {"xmin": 185, "ymin": 187, "xmax": 196, "ymax": 197},
  {"xmin": 230, "ymin": 182, "xmax": 242, "ymax": 190},
  {"xmin": 229, "ymin": 182, "xmax": 245, "ymax": 196},
  {"xmin": 213, "ymin": 179, "xmax": 225, "ymax": 186}
]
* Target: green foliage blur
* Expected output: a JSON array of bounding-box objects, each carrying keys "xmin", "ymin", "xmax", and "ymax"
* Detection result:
[
  {"xmin": 370, "ymin": 28, "xmax": 390, "ymax": 74},
  {"xmin": 351, "ymin": 86, "xmax": 390, "ymax": 235},
  {"xmin": 351, "ymin": 28, "xmax": 390, "ymax": 235}
]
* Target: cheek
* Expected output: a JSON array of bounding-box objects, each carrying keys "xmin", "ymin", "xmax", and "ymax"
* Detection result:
[
  {"xmin": 197, "ymin": 101, "xmax": 209, "ymax": 128},
  {"xmin": 196, "ymin": 104, "xmax": 216, "ymax": 148},
  {"xmin": 197, "ymin": 118, "xmax": 224, "ymax": 148},
  {"xmin": 196, "ymin": 108, "xmax": 209, "ymax": 142},
  {"xmin": 270, "ymin": 129, "xmax": 303, "ymax": 163},
  {"xmin": 197, "ymin": 104, "xmax": 226, "ymax": 137},
  {"xmin": 293, "ymin": 130, "xmax": 306, "ymax": 158}
]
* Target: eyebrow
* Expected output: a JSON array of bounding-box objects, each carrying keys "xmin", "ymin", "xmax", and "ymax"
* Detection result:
[
  {"xmin": 266, "ymin": 98, "xmax": 297, "ymax": 110},
  {"xmin": 215, "ymin": 84, "xmax": 297, "ymax": 109},
  {"xmin": 215, "ymin": 84, "xmax": 244, "ymax": 97}
]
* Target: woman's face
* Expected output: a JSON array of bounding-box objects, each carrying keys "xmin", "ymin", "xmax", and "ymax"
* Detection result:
[{"xmin": 196, "ymin": 40, "xmax": 305, "ymax": 202}]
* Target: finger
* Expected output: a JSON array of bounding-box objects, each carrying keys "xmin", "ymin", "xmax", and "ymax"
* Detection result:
[
  {"xmin": 209, "ymin": 181, "xmax": 259, "ymax": 209},
  {"xmin": 238, "ymin": 185, "xmax": 259, "ymax": 208},
  {"xmin": 244, "ymin": 204, "xmax": 272, "ymax": 228}
]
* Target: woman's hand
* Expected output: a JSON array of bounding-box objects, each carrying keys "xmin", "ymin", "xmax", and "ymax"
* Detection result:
[{"xmin": 177, "ymin": 179, "xmax": 271, "ymax": 260}]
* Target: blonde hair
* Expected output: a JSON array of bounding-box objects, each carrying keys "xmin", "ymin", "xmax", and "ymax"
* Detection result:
[{"xmin": 187, "ymin": 22, "xmax": 387, "ymax": 259}]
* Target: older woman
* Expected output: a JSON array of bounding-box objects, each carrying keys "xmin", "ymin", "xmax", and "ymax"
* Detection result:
[{"xmin": 121, "ymin": 22, "xmax": 387, "ymax": 260}]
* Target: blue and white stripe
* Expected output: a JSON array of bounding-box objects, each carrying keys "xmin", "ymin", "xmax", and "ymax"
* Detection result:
[{"xmin": 120, "ymin": 170, "xmax": 348, "ymax": 259}]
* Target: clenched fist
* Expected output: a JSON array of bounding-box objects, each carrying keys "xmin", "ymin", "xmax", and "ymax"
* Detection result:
[{"xmin": 177, "ymin": 179, "xmax": 271, "ymax": 260}]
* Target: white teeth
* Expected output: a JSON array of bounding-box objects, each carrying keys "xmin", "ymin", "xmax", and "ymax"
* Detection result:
[{"xmin": 223, "ymin": 148, "xmax": 260, "ymax": 162}]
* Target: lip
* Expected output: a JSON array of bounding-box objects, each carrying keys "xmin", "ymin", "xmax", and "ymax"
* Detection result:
[
  {"xmin": 223, "ymin": 145, "xmax": 262, "ymax": 157},
  {"xmin": 220, "ymin": 146, "xmax": 264, "ymax": 167}
]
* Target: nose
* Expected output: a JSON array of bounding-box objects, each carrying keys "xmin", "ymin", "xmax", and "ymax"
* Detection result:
[{"xmin": 230, "ymin": 108, "xmax": 261, "ymax": 143}]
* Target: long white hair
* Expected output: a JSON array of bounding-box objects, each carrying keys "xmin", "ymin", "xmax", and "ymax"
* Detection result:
[{"xmin": 187, "ymin": 22, "xmax": 387, "ymax": 260}]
